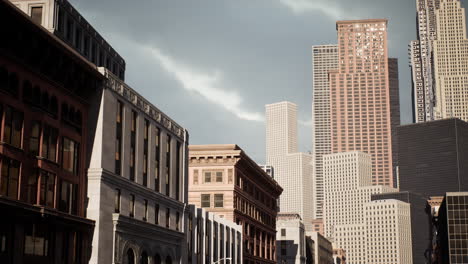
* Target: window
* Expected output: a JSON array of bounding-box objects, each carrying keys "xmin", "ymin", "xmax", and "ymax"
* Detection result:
[
  {"xmin": 30, "ymin": 6, "xmax": 43, "ymax": 25},
  {"xmin": 281, "ymin": 228, "xmax": 286, "ymax": 237},
  {"xmin": 114, "ymin": 189, "xmax": 121, "ymax": 213},
  {"xmin": 204, "ymin": 172, "xmax": 211, "ymax": 183},
  {"xmin": 126, "ymin": 249, "xmax": 135, "ymax": 264},
  {"xmin": 166, "ymin": 208, "xmax": 170, "ymax": 228},
  {"xmin": 115, "ymin": 101, "xmax": 123, "ymax": 175},
  {"xmin": 24, "ymin": 224, "xmax": 49, "ymax": 256},
  {"xmin": 143, "ymin": 199, "xmax": 148, "ymax": 221},
  {"xmin": 201, "ymin": 194, "xmax": 210, "ymax": 208},
  {"xmin": 175, "ymin": 141, "xmax": 181, "ymax": 200},
  {"xmin": 29, "ymin": 121, "xmax": 41, "ymax": 156},
  {"xmin": 24, "ymin": 171, "xmax": 37, "ymax": 204},
  {"xmin": 39, "ymin": 170, "xmax": 55, "ymax": 208},
  {"xmin": 130, "ymin": 110, "xmax": 137, "ymax": 182},
  {"xmin": 0, "ymin": 158, "xmax": 20, "ymax": 199},
  {"xmin": 3, "ymin": 106, "xmax": 23, "ymax": 148},
  {"xmin": 176, "ymin": 212, "xmax": 180, "ymax": 231},
  {"xmin": 155, "ymin": 128, "xmax": 160, "ymax": 192},
  {"xmin": 216, "ymin": 171, "xmax": 223, "ymax": 182},
  {"xmin": 42, "ymin": 125, "xmax": 58, "ymax": 162},
  {"xmin": 62, "ymin": 137, "xmax": 79, "ymax": 174},
  {"xmin": 59, "ymin": 180, "xmax": 76, "ymax": 214},
  {"xmin": 155, "ymin": 204, "xmax": 160, "ymax": 225},
  {"xmin": 143, "ymin": 120, "xmax": 149, "ymax": 187},
  {"xmin": 165, "ymin": 135, "xmax": 171, "ymax": 196},
  {"xmin": 129, "ymin": 194, "xmax": 135, "ymax": 218},
  {"xmin": 75, "ymin": 28, "xmax": 82, "ymax": 50},
  {"xmin": 214, "ymin": 194, "xmax": 224, "ymax": 208}
]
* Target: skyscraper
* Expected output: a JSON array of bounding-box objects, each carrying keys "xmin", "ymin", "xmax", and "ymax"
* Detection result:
[
  {"xmin": 409, "ymin": 0, "xmax": 440, "ymax": 123},
  {"xmin": 433, "ymin": 0, "xmax": 468, "ymax": 121},
  {"xmin": 312, "ymin": 45, "xmax": 338, "ymax": 219},
  {"xmin": 329, "ymin": 19, "xmax": 399, "ymax": 187},
  {"xmin": 266, "ymin": 102, "xmax": 314, "ymax": 227}
]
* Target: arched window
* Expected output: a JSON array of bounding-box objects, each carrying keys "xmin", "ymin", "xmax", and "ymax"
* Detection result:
[
  {"xmin": 140, "ymin": 251, "xmax": 148, "ymax": 264},
  {"xmin": 32, "ymin": 85, "xmax": 41, "ymax": 105},
  {"xmin": 50, "ymin": 96, "xmax": 58, "ymax": 116},
  {"xmin": 165, "ymin": 256, "xmax": 172, "ymax": 264},
  {"xmin": 154, "ymin": 254, "xmax": 161, "ymax": 264},
  {"xmin": 126, "ymin": 248, "xmax": 135, "ymax": 264},
  {"xmin": 22, "ymin": 80, "xmax": 32, "ymax": 102},
  {"xmin": 8, "ymin": 72, "xmax": 18, "ymax": 96},
  {"xmin": 0, "ymin": 66, "xmax": 8, "ymax": 90}
]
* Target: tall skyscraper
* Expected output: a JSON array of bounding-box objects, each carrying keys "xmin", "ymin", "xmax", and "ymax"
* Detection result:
[
  {"xmin": 266, "ymin": 102, "xmax": 314, "ymax": 227},
  {"xmin": 433, "ymin": 0, "xmax": 468, "ymax": 121},
  {"xmin": 409, "ymin": 0, "xmax": 440, "ymax": 123},
  {"xmin": 312, "ymin": 45, "xmax": 338, "ymax": 219},
  {"xmin": 329, "ymin": 19, "xmax": 399, "ymax": 187}
]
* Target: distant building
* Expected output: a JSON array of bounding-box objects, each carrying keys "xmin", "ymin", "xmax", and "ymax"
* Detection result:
[
  {"xmin": 429, "ymin": 192, "xmax": 468, "ymax": 264},
  {"xmin": 276, "ymin": 213, "xmax": 307, "ymax": 264},
  {"xmin": 186, "ymin": 205, "xmax": 243, "ymax": 264},
  {"xmin": 86, "ymin": 68, "xmax": 189, "ymax": 264},
  {"xmin": 332, "ymin": 247, "xmax": 346, "ymax": 264},
  {"xmin": 188, "ymin": 144, "xmax": 283, "ymax": 264},
  {"xmin": 265, "ymin": 102, "xmax": 313, "ymax": 228},
  {"xmin": 310, "ymin": 219, "xmax": 324, "ymax": 236},
  {"xmin": 307, "ymin": 232, "xmax": 333, "ymax": 264},
  {"xmin": 9, "ymin": 0, "xmax": 126, "ymax": 80},
  {"xmin": 0, "ymin": 1, "xmax": 103, "ymax": 262},
  {"xmin": 259, "ymin": 165, "xmax": 274, "ymax": 178},
  {"xmin": 398, "ymin": 118, "xmax": 468, "ymax": 197}
]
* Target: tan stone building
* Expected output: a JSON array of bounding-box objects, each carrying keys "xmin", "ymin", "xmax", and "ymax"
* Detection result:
[{"xmin": 188, "ymin": 144, "xmax": 283, "ymax": 264}]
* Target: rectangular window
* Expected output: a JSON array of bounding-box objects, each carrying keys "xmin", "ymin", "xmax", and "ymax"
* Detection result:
[
  {"xmin": 62, "ymin": 137, "xmax": 79, "ymax": 174},
  {"xmin": 216, "ymin": 171, "xmax": 223, "ymax": 182},
  {"xmin": 143, "ymin": 120, "xmax": 149, "ymax": 187},
  {"xmin": 165, "ymin": 135, "xmax": 171, "ymax": 196},
  {"xmin": 3, "ymin": 106, "xmax": 23, "ymax": 148},
  {"xmin": 29, "ymin": 121, "xmax": 41, "ymax": 156},
  {"xmin": 201, "ymin": 194, "xmax": 210, "ymax": 208},
  {"xmin": 83, "ymin": 35, "xmax": 89, "ymax": 57},
  {"xmin": 155, "ymin": 204, "xmax": 160, "ymax": 225},
  {"xmin": 24, "ymin": 171, "xmax": 38, "ymax": 204},
  {"xmin": 166, "ymin": 208, "xmax": 170, "ymax": 228},
  {"xmin": 155, "ymin": 128, "xmax": 160, "ymax": 192},
  {"xmin": 176, "ymin": 212, "xmax": 180, "ymax": 231},
  {"xmin": 24, "ymin": 224, "xmax": 49, "ymax": 256},
  {"xmin": 0, "ymin": 158, "xmax": 20, "ymax": 199},
  {"xmin": 39, "ymin": 170, "xmax": 55, "ymax": 208},
  {"xmin": 30, "ymin": 6, "xmax": 43, "ymax": 25},
  {"xmin": 281, "ymin": 228, "xmax": 286, "ymax": 236},
  {"xmin": 42, "ymin": 125, "xmax": 58, "ymax": 162},
  {"xmin": 143, "ymin": 199, "xmax": 148, "ymax": 221},
  {"xmin": 175, "ymin": 141, "xmax": 181, "ymax": 200},
  {"xmin": 129, "ymin": 111, "xmax": 137, "ymax": 182},
  {"xmin": 66, "ymin": 19, "xmax": 73, "ymax": 41},
  {"xmin": 214, "ymin": 194, "xmax": 224, "ymax": 208},
  {"xmin": 204, "ymin": 172, "xmax": 211, "ymax": 183},
  {"xmin": 129, "ymin": 194, "xmax": 135, "ymax": 218},
  {"xmin": 114, "ymin": 189, "xmax": 121, "ymax": 213},
  {"xmin": 75, "ymin": 28, "xmax": 82, "ymax": 50},
  {"xmin": 193, "ymin": 170, "xmax": 199, "ymax": 184},
  {"xmin": 58, "ymin": 180, "xmax": 76, "ymax": 215},
  {"xmin": 115, "ymin": 101, "xmax": 123, "ymax": 175}
]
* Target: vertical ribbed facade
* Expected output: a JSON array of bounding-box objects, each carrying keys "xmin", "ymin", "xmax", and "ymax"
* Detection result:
[
  {"xmin": 330, "ymin": 19, "xmax": 396, "ymax": 187},
  {"xmin": 312, "ymin": 45, "xmax": 338, "ymax": 219}
]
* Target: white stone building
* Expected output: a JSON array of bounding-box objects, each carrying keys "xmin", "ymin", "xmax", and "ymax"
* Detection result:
[
  {"xmin": 186, "ymin": 205, "xmax": 243, "ymax": 264},
  {"xmin": 306, "ymin": 232, "xmax": 333, "ymax": 264},
  {"xmin": 276, "ymin": 213, "xmax": 307, "ymax": 264},
  {"xmin": 86, "ymin": 68, "xmax": 189, "ymax": 264},
  {"xmin": 265, "ymin": 102, "xmax": 313, "ymax": 228}
]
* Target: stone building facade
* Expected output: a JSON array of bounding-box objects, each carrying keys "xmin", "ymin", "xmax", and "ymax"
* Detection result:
[
  {"xmin": 188, "ymin": 144, "xmax": 283, "ymax": 264},
  {"xmin": 276, "ymin": 213, "xmax": 306, "ymax": 264}
]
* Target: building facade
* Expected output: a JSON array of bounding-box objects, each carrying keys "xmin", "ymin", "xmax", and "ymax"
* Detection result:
[
  {"xmin": 276, "ymin": 213, "xmax": 306, "ymax": 264},
  {"xmin": 188, "ymin": 144, "xmax": 283, "ymax": 264},
  {"xmin": 265, "ymin": 102, "xmax": 313, "ymax": 227},
  {"xmin": 0, "ymin": 1, "xmax": 102, "ymax": 262},
  {"xmin": 307, "ymin": 232, "xmax": 333, "ymax": 264},
  {"xmin": 398, "ymin": 118, "xmax": 468, "ymax": 197},
  {"xmin": 312, "ymin": 45, "xmax": 338, "ymax": 220},
  {"xmin": 329, "ymin": 19, "xmax": 399, "ymax": 187},
  {"xmin": 186, "ymin": 205, "xmax": 243, "ymax": 264},
  {"xmin": 9, "ymin": 0, "xmax": 126, "ymax": 80},
  {"xmin": 433, "ymin": 0, "xmax": 468, "ymax": 121},
  {"xmin": 86, "ymin": 68, "xmax": 189, "ymax": 264},
  {"xmin": 332, "ymin": 247, "xmax": 346, "ymax": 264}
]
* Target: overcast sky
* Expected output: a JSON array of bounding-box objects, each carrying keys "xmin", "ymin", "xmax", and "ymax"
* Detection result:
[{"xmin": 72, "ymin": 0, "xmax": 467, "ymax": 164}]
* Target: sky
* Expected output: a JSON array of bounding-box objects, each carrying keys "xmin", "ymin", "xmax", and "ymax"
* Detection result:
[{"xmin": 70, "ymin": 0, "xmax": 466, "ymax": 164}]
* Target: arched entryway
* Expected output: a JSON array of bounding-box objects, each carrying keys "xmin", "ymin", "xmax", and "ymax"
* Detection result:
[
  {"xmin": 154, "ymin": 254, "xmax": 161, "ymax": 264},
  {"xmin": 126, "ymin": 248, "xmax": 135, "ymax": 264},
  {"xmin": 140, "ymin": 251, "xmax": 148, "ymax": 264}
]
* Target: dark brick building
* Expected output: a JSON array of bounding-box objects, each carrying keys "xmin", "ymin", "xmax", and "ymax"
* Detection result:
[
  {"xmin": 398, "ymin": 118, "xmax": 468, "ymax": 197},
  {"xmin": 0, "ymin": 1, "xmax": 103, "ymax": 263}
]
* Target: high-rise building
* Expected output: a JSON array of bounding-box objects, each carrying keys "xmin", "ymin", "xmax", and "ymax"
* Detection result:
[
  {"xmin": 188, "ymin": 144, "xmax": 283, "ymax": 264},
  {"xmin": 276, "ymin": 213, "xmax": 307, "ymax": 264},
  {"xmin": 323, "ymin": 151, "xmax": 404, "ymax": 264},
  {"xmin": 0, "ymin": 1, "xmax": 103, "ymax": 262},
  {"xmin": 329, "ymin": 19, "xmax": 399, "ymax": 187},
  {"xmin": 9, "ymin": 0, "xmax": 126, "ymax": 80},
  {"xmin": 266, "ymin": 102, "xmax": 314, "ymax": 226},
  {"xmin": 365, "ymin": 200, "xmax": 413, "ymax": 264},
  {"xmin": 312, "ymin": 45, "xmax": 338, "ymax": 219},
  {"xmin": 433, "ymin": 0, "xmax": 468, "ymax": 121},
  {"xmin": 409, "ymin": 0, "xmax": 440, "ymax": 123},
  {"xmin": 398, "ymin": 118, "xmax": 468, "ymax": 197}
]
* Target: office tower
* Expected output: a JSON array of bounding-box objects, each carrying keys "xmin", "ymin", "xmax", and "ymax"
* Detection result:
[
  {"xmin": 433, "ymin": 0, "xmax": 468, "ymax": 121},
  {"xmin": 372, "ymin": 191, "xmax": 430, "ymax": 264},
  {"xmin": 0, "ymin": 1, "xmax": 102, "ymax": 262},
  {"xmin": 277, "ymin": 213, "xmax": 307, "ymax": 264},
  {"xmin": 266, "ymin": 102, "xmax": 314, "ymax": 227},
  {"xmin": 188, "ymin": 144, "xmax": 283, "ymax": 264},
  {"xmin": 365, "ymin": 200, "xmax": 413, "ymax": 264},
  {"xmin": 398, "ymin": 118, "xmax": 468, "ymax": 197},
  {"xmin": 86, "ymin": 68, "xmax": 189, "ymax": 264},
  {"xmin": 409, "ymin": 0, "xmax": 440, "ymax": 123},
  {"xmin": 307, "ymin": 232, "xmax": 334, "ymax": 264},
  {"xmin": 329, "ymin": 19, "xmax": 399, "ymax": 187},
  {"xmin": 9, "ymin": 0, "xmax": 126, "ymax": 80},
  {"xmin": 186, "ymin": 205, "xmax": 243, "ymax": 264},
  {"xmin": 312, "ymin": 45, "xmax": 338, "ymax": 219},
  {"xmin": 430, "ymin": 192, "xmax": 468, "ymax": 264},
  {"xmin": 324, "ymin": 151, "xmax": 400, "ymax": 264}
]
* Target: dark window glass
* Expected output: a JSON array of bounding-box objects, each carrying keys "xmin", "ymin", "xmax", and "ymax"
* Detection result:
[
  {"xmin": 143, "ymin": 199, "xmax": 148, "ymax": 221},
  {"xmin": 42, "ymin": 125, "xmax": 58, "ymax": 162},
  {"xmin": 30, "ymin": 6, "xmax": 43, "ymax": 25},
  {"xmin": 0, "ymin": 158, "xmax": 20, "ymax": 199},
  {"xmin": 176, "ymin": 212, "xmax": 180, "ymax": 231},
  {"xmin": 129, "ymin": 194, "xmax": 135, "ymax": 218},
  {"xmin": 127, "ymin": 249, "xmax": 135, "ymax": 264},
  {"xmin": 201, "ymin": 194, "xmax": 210, "ymax": 208},
  {"xmin": 39, "ymin": 170, "xmax": 55, "ymax": 208},
  {"xmin": 155, "ymin": 204, "xmax": 159, "ymax": 225},
  {"xmin": 166, "ymin": 135, "xmax": 171, "ymax": 196},
  {"xmin": 3, "ymin": 106, "xmax": 23, "ymax": 148},
  {"xmin": 24, "ymin": 171, "xmax": 38, "ymax": 204},
  {"xmin": 29, "ymin": 121, "xmax": 41, "ymax": 156},
  {"xmin": 214, "ymin": 194, "xmax": 224, "ymax": 208},
  {"xmin": 155, "ymin": 128, "xmax": 160, "ymax": 192},
  {"xmin": 143, "ymin": 120, "xmax": 149, "ymax": 187},
  {"xmin": 62, "ymin": 137, "xmax": 79, "ymax": 174},
  {"xmin": 22, "ymin": 80, "xmax": 32, "ymax": 102},
  {"xmin": 176, "ymin": 141, "xmax": 181, "ymax": 200},
  {"xmin": 58, "ymin": 180, "xmax": 76, "ymax": 214},
  {"xmin": 166, "ymin": 208, "xmax": 170, "ymax": 228},
  {"xmin": 66, "ymin": 19, "xmax": 73, "ymax": 41},
  {"xmin": 24, "ymin": 224, "xmax": 49, "ymax": 256},
  {"xmin": 114, "ymin": 189, "xmax": 121, "ymax": 213},
  {"xmin": 74, "ymin": 28, "xmax": 82, "ymax": 50},
  {"xmin": 129, "ymin": 111, "xmax": 137, "ymax": 182},
  {"xmin": 115, "ymin": 101, "xmax": 123, "ymax": 175}
]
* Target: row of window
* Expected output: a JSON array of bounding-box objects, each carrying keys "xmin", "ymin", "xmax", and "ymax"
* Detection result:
[{"xmin": 200, "ymin": 193, "xmax": 224, "ymax": 208}]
